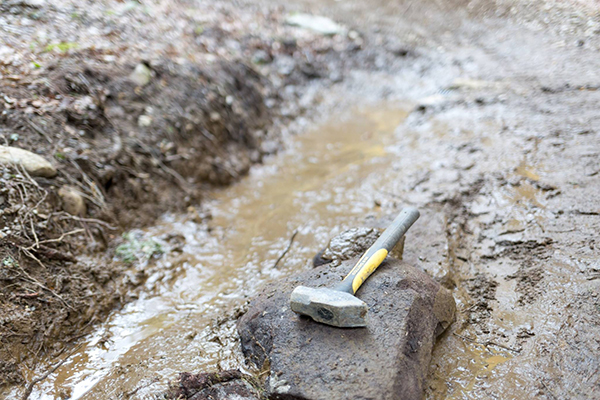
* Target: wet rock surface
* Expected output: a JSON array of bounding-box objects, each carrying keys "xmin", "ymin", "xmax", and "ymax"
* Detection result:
[
  {"xmin": 238, "ymin": 256, "xmax": 455, "ymax": 400},
  {"xmin": 165, "ymin": 370, "xmax": 262, "ymax": 400},
  {"xmin": 314, "ymin": 226, "xmax": 405, "ymax": 267}
]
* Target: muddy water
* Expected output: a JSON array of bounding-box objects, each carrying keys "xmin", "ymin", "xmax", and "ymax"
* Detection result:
[
  {"xmin": 23, "ymin": 105, "xmax": 412, "ymax": 399},
  {"xmin": 18, "ymin": 96, "xmax": 591, "ymax": 399}
]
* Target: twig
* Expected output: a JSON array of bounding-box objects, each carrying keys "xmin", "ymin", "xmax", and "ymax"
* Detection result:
[
  {"xmin": 29, "ymin": 245, "xmax": 76, "ymax": 263},
  {"xmin": 136, "ymin": 141, "xmax": 192, "ymax": 194},
  {"xmin": 15, "ymin": 161, "xmax": 42, "ymax": 190},
  {"xmin": 24, "ymin": 229, "xmax": 85, "ymax": 250},
  {"xmin": 15, "ymin": 250, "xmax": 74, "ymax": 310},
  {"xmin": 273, "ymin": 230, "xmax": 299, "ymax": 268},
  {"xmin": 123, "ymin": 376, "xmax": 160, "ymax": 398},
  {"xmin": 458, "ymin": 303, "xmax": 479, "ymax": 313},
  {"xmin": 15, "ymin": 292, "xmax": 40, "ymax": 298},
  {"xmin": 20, "ymin": 344, "xmax": 83, "ymax": 400},
  {"xmin": 23, "ymin": 191, "xmax": 48, "ymax": 222},
  {"xmin": 29, "ymin": 218, "xmax": 40, "ymax": 249},
  {"xmin": 26, "ymin": 119, "xmax": 52, "ymax": 144},
  {"xmin": 69, "ymin": 160, "xmax": 107, "ymax": 209},
  {"xmin": 540, "ymin": 379, "xmax": 557, "ymax": 400},
  {"xmin": 55, "ymin": 213, "xmax": 117, "ymax": 230}
]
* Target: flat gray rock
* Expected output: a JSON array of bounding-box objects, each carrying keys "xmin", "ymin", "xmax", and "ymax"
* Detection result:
[{"xmin": 237, "ymin": 257, "xmax": 455, "ymax": 400}]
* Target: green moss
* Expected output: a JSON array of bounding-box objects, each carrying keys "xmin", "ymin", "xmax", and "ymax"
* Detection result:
[
  {"xmin": 115, "ymin": 232, "xmax": 163, "ymax": 265},
  {"xmin": 2, "ymin": 256, "xmax": 17, "ymax": 268},
  {"xmin": 44, "ymin": 42, "xmax": 79, "ymax": 53}
]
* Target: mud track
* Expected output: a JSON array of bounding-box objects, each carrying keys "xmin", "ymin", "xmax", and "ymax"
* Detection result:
[
  {"xmin": 0, "ymin": 0, "xmax": 364, "ymax": 389},
  {"xmin": 1, "ymin": 0, "xmax": 600, "ymax": 399}
]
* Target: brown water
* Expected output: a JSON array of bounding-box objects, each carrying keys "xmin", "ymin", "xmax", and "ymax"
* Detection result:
[{"xmin": 21, "ymin": 104, "xmax": 412, "ymax": 399}]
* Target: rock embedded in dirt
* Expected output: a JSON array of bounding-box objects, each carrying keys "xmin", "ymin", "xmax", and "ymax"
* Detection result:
[
  {"xmin": 285, "ymin": 13, "xmax": 347, "ymax": 36},
  {"xmin": 314, "ymin": 226, "xmax": 405, "ymax": 267},
  {"xmin": 0, "ymin": 145, "xmax": 57, "ymax": 178},
  {"xmin": 137, "ymin": 114, "xmax": 152, "ymax": 127},
  {"xmin": 129, "ymin": 62, "xmax": 152, "ymax": 86},
  {"xmin": 238, "ymin": 256, "xmax": 455, "ymax": 400},
  {"xmin": 58, "ymin": 185, "xmax": 86, "ymax": 216}
]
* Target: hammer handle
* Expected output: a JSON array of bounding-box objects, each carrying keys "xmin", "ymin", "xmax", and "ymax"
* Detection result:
[{"xmin": 334, "ymin": 207, "xmax": 420, "ymax": 294}]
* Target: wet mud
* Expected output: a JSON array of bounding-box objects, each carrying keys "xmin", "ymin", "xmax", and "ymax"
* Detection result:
[
  {"xmin": 6, "ymin": 104, "xmax": 413, "ymax": 399},
  {"xmin": 2, "ymin": 0, "xmax": 600, "ymax": 399},
  {"xmin": 1, "ymin": 0, "xmax": 368, "ymax": 393}
]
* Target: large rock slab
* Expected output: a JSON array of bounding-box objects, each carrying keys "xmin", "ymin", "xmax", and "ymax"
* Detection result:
[
  {"xmin": 238, "ymin": 257, "xmax": 455, "ymax": 400},
  {"xmin": 0, "ymin": 145, "xmax": 57, "ymax": 178}
]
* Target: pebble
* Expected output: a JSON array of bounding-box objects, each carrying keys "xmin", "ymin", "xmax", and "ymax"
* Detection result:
[
  {"xmin": 252, "ymin": 49, "xmax": 271, "ymax": 64},
  {"xmin": 284, "ymin": 13, "xmax": 346, "ymax": 36},
  {"xmin": 0, "ymin": 145, "xmax": 57, "ymax": 178},
  {"xmin": 138, "ymin": 115, "xmax": 152, "ymax": 127},
  {"xmin": 129, "ymin": 63, "xmax": 152, "ymax": 86},
  {"xmin": 58, "ymin": 186, "xmax": 86, "ymax": 216}
]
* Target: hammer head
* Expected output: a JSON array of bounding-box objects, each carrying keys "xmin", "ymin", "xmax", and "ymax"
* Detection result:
[{"xmin": 290, "ymin": 286, "xmax": 368, "ymax": 327}]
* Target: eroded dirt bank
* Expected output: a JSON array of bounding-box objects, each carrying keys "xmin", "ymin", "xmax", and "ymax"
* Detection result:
[{"xmin": 1, "ymin": 0, "xmax": 600, "ymax": 399}]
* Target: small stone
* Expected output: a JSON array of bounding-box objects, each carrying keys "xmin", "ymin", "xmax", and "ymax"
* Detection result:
[
  {"xmin": 348, "ymin": 30, "xmax": 360, "ymax": 40},
  {"xmin": 129, "ymin": 63, "xmax": 152, "ymax": 86},
  {"xmin": 0, "ymin": 146, "xmax": 57, "ymax": 178},
  {"xmin": 329, "ymin": 70, "xmax": 343, "ymax": 83},
  {"xmin": 252, "ymin": 49, "xmax": 271, "ymax": 65},
  {"xmin": 285, "ymin": 13, "xmax": 346, "ymax": 36},
  {"xmin": 415, "ymin": 94, "xmax": 446, "ymax": 110},
  {"xmin": 447, "ymin": 78, "xmax": 499, "ymax": 91},
  {"xmin": 275, "ymin": 55, "xmax": 296, "ymax": 76},
  {"xmin": 23, "ymin": 0, "xmax": 44, "ymax": 6},
  {"xmin": 260, "ymin": 140, "xmax": 279, "ymax": 155},
  {"xmin": 58, "ymin": 186, "xmax": 86, "ymax": 216},
  {"xmin": 138, "ymin": 115, "xmax": 152, "ymax": 127}
]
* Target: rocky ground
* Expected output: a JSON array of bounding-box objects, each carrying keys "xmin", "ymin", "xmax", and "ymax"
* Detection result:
[{"xmin": 1, "ymin": 0, "xmax": 600, "ymax": 399}]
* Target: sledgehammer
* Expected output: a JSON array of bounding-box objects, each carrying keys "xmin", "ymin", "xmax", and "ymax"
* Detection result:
[{"xmin": 290, "ymin": 207, "xmax": 420, "ymax": 327}]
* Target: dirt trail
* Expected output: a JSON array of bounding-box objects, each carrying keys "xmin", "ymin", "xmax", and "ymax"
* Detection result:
[
  {"xmin": 2, "ymin": 0, "xmax": 600, "ymax": 399},
  {"xmin": 0, "ymin": 0, "xmax": 366, "ymax": 392}
]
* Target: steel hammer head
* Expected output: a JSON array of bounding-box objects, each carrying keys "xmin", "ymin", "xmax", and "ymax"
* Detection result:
[{"xmin": 290, "ymin": 286, "xmax": 368, "ymax": 327}]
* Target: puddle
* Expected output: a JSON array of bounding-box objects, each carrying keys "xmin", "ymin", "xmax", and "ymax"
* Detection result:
[{"xmin": 19, "ymin": 104, "xmax": 412, "ymax": 399}]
